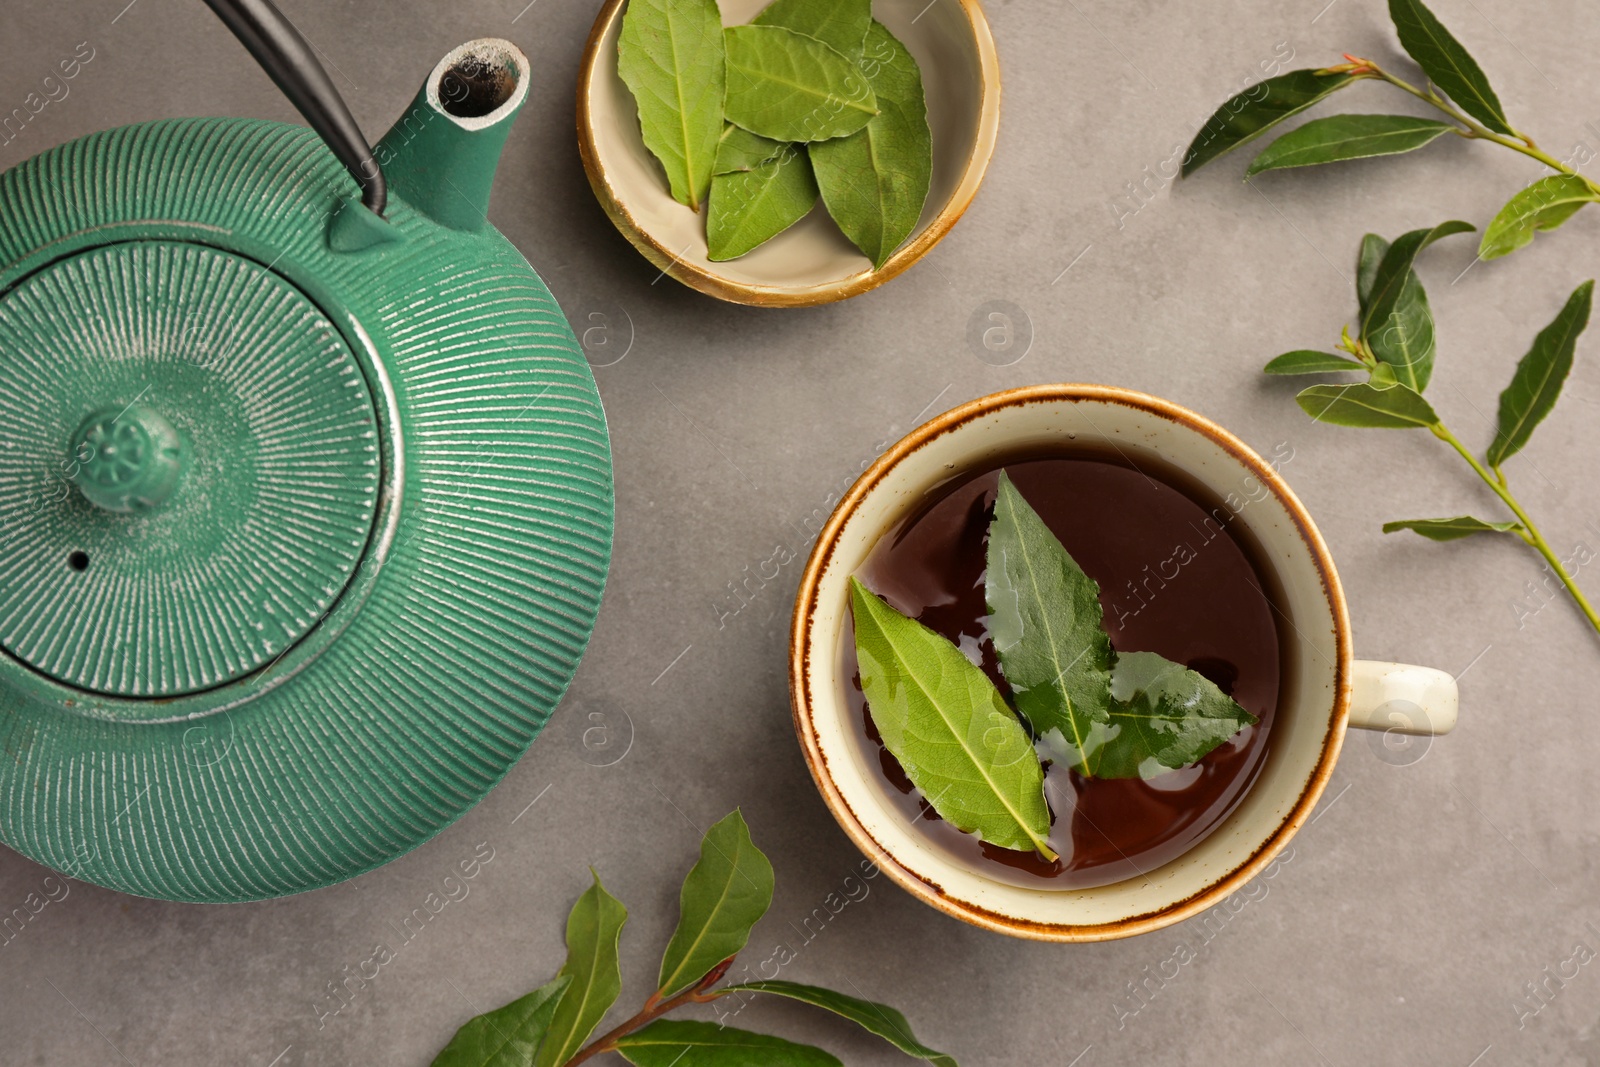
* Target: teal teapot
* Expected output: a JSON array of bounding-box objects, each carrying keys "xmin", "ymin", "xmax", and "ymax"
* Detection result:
[{"xmin": 0, "ymin": 0, "xmax": 612, "ymax": 901}]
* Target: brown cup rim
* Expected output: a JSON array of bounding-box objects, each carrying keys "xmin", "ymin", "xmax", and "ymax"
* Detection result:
[{"xmin": 788, "ymin": 383, "xmax": 1353, "ymax": 942}]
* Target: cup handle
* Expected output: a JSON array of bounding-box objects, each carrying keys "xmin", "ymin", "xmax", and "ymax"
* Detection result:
[{"xmin": 1347, "ymin": 660, "xmax": 1458, "ymax": 736}]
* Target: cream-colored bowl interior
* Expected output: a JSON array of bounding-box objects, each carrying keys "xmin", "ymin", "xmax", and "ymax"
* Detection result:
[
  {"xmin": 579, "ymin": 0, "xmax": 997, "ymax": 304},
  {"xmin": 796, "ymin": 391, "xmax": 1348, "ymax": 938}
]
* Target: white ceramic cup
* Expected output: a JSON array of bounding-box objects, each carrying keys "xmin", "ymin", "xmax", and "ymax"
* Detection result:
[{"xmin": 788, "ymin": 385, "xmax": 1457, "ymax": 941}]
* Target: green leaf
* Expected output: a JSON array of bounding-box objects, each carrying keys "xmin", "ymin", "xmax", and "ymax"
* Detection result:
[
  {"xmin": 1361, "ymin": 220, "xmax": 1474, "ymax": 390},
  {"xmin": 719, "ymin": 981, "xmax": 957, "ymax": 1067},
  {"xmin": 1367, "ymin": 277, "xmax": 1438, "ymax": 393},
  {"xmin": 1245, "ymin": 114, "xmax": 1456, "ymax": 176},
  {"xmin": 1479, "ymin": 174, "xmax": 1600, "ymax": 260},
  {"xmin": 532, "ymin": 872, "xmax": 629, "ymax": 1067},
  {"xmin": 657, "ymin": 810, "xmax": 774, "ymax": 1000},
  {"xmin": 1368, "ymin": 362, "xmax": 1401, "ymax": 387},
  {"xmin": 617, "ymin": 1021, "xmax": 841, "ymax": 1067},
  {"xmin": 849, "ymin": 576, "xmax": 1057, "ymax": 860},
  {"xmin": 1487, "ymin": 279, "xmax": 1594, "ymax": 467},
  {"xmin": 751, "ymin": 0, "xmax": 871, "ymax": 59},
  {"xmin": 1092, "ymin": 652, "xmax": 1258, "ymax": 780},
  {"xmin": 1181, "ymin": 69, "xmax": 1357, "ymax": 176},
  {"xmin": 723, "ymin": 25, "xmax": 877, "ymax": 142},
  {"xmin": 617, "ymin": 0, "xmax": 726, "ymax": 209},
  {"xmin": 1382, "ymin": 515, "xmax": 1524, "ymax": 541},
  {"xmin": 714, "ymin": 123, "xmax": 786, "ymax": 174},
  {"xmin": 1389, "ymin": 0, "xmax": 1513, "ymax": 135},
  {"xmin": 430, "ymin": 976, "xmax": 571, "ymax": 1067},
  {"xmin": 707, "ymin": 145, "xmax": 819, "ymax": 260},
  {"xmin": 985, "ymin": 471, "xmax": 1112, "ymax": 777},
  {"xmin": 1264, "ymin": 350, "xmax": 1367, "ymax": 375},
  {"xmin": 810, "ymin": 20, "xmax": 932, "ymax": 269},
  {"xmin": 1360, "ymin": 219, "xmax": 1475, "ymax": 340},
  {"xmin": 1295, "ymin": 382, "xmax": 1439, "ymax": 428},
  {"xmin": 1356, "ymin": 233, "xmax": 1390, "ymax": 321}
]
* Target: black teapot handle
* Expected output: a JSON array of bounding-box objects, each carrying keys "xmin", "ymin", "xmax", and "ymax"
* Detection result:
[{"xmin": 202, "ymin": 0, "xmax": 387, "ymax": 216}]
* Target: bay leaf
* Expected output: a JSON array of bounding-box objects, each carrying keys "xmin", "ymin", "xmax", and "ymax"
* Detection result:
[
  {"xmin": 617, "ymin": 0, "xmax": 726, "ymax": 209},
  {"xmin": 985, "ymin": 471, "xmax": 1113, "ymax": 777},
  {"xmin": 751, "ymin": 0, "xmax": 871, "ymax": 59},
  {"xmin": 1388, "ymin": 0, "xmax": 1512, "ymax": 135},
  {"xmin": 849, "ymin": 576, "xmax": 1057, "ymax": 860},
  {"xmin": 1487, "ymin": 279, "xmax": 1593, "ymax": 467},
  {"xmin": 1357, "ymin": 233, "xmax": 1437, "ymax": 396},
  {"xmin": 656, "ymin": 810, "xmax": 773, "ymax": 1000},
  {"xmin": 810, "ymin": 20, "xmax": 932, "ymax": 269},
  {"xmin": 714, "ymin": 122, "xmax": 786, "ymax": 174},
  {"xmin": 1181, "ymin": 69, "xmax": 1357, "ymax": 176},
  {"xmin": 1245, "ymin": 114, "xmax": 1456, "ymax": 176},
  {"xmin": 1361, "ymin": 220, "xmax": 1474, "ymax": 391},
  {"xmin": 707, "ymin": 145, "xmax": 820, "ymax": 261},
  {"xmin": 1091, "ymin": 652, "xmax": 1258, "ymax": 780},
  {"xmin": 1362, "ymin": 223, "xmax": 1475, "ymax": 336},
  {"xmin": 617, "ymin": 1020, "xmax": 841, "ymax": 1067},
  {"xmin": 718, "ymin": 981, "xmax": 957, "ymax": 1067},
  {"xmin": 1382, "ymin": 515, "xmax": 1524, "ymax": 541},
  {"xmin": 532, "ymin": 871, "xmax": 629, "ymax": 1067},
  {"xmin": 1264, "ymin": 350, "xmax": 1366, "ymax": 375},
  {"xmin": 1479, "ymin": 174, "xmax": 1600, "ymax": 260},
  {"xmin": 1367, "ymin": 273, "xmax": 1438, "ymax": 393},
  {"xmin": 1296, "ymin": 381, "xmax": 1439, "ymax": 428},
  {"xmin": 429, "ymin": 976, "xmax": 571, "ymax": 1067},
  {"xmin": 1360, "ymin": 223, "xmax": 1472, "ymax": 338},
  {"xmin": 723, "ymin": 25, "xmax": 877, "ymax": 142},
  {"xmin": 1356, "ymin": 232, "xmax": 1390, "ymax": 321},
  {"xmin": 1368, "ymin": 362, "xmax": 1401, "ymax": 388}
]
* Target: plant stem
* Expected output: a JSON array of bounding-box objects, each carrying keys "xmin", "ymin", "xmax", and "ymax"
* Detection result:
[
  {"xmin": 1366, "ymin": 63, "xmax": 1600, "ymax": 197},
  {"xmin": 1430, "ymin": 420, "xmax": 1600, "ymax": 635},
  {"xmin": 564, "ymin": 969, "xmax": 730, "ymax": 1067}
]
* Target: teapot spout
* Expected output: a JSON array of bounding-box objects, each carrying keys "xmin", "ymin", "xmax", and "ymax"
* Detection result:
[{"xmin": 375, "ymin": 39, "xmax": 530, "ymax": 232}]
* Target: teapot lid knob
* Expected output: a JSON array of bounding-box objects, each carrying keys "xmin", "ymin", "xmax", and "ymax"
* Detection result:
[{"xmin": 70, "ymin": 404, "xmax": 186, "ymax": 514}]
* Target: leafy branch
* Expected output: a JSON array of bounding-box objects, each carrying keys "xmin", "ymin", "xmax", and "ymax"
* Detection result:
[
  {"xmin": 429, "ymin": 811, "xmax": 956, "ymax": 1067},
  {"xmin": 1183, "ymin": 0, "xmax": 1600, "ymax": 260},
  {"xmin": 1265, "ymin": 222, "xmax": 1598, "ymax": 636},
  {"xmin": 1183, "ymin": 0, "xmax": 1600, "ymax": 636}
]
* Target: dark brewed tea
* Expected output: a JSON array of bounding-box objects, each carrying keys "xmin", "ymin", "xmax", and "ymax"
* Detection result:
[{"xmin": 844, "ymin": 450, "xmax": 1286, "ymax": 889}]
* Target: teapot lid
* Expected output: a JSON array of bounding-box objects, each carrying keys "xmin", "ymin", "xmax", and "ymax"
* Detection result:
[{"xmin": 1, "ymin": 241, "xmax": 380, "ymax": 697}]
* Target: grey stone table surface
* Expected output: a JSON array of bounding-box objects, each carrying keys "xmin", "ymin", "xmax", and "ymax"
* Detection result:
[{"xmin": 3, "ymin": 0, "xmax": 1599, "ymax": 1063}]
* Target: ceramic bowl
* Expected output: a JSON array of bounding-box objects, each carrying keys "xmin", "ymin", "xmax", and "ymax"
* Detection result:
[
  {"xmin": 576, "ymin": 0, "xmax": 1000, "ymax": 306},
  {"xmin": 789, "ymin": 385, "xmax": 1458, "ymax": 941}
]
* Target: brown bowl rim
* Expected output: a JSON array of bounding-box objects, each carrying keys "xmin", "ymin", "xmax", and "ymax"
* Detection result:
[
  {"xmin": 575, "ymin": 0, "xmax": 1002, "ymax": 307},
  {"xmin": 787, "ymin": 383, "xmax": 1353, "ymax": 941}
]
